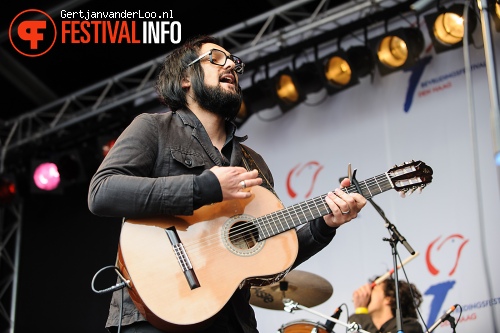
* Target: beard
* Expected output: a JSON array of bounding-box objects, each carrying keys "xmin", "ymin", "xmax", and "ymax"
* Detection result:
[{"xmin": 193, "ymin": 80, "xmax": 242, "ymax": 120}]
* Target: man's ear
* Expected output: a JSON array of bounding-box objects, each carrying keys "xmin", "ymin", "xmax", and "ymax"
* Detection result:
[{"xmin": 181, "ymin": 77, "xmax": 191, "ymax": 89}]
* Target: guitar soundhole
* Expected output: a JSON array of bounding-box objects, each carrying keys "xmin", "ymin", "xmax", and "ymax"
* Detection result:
[
  {"xmin": 222, "ymin": 214, "xmax": 265, "ymax": 256},
  {"xmin": 230, "ymin": 221, "xmax": 259, "ymax": 250}
]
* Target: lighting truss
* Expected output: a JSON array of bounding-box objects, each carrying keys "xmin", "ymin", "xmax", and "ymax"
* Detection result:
[
  {"xmin": 0, "ymin": 203, "xmax": 22, "ymax": 332},
  {"xmin": 0, "ymin": 0, "xmax": 418, "ymax": 166}
]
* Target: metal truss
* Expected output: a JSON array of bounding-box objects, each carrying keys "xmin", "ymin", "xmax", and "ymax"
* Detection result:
[
  {"xmin": 0, "ymin": 0, "xmax": 415, "ymax": 169},
  {"xmin": 0, "ymin": 1, "xmax": 420, "ymax": 331},
  {"xmin": 0, "ymin": 202, "xmax": 22, "ymax": 333}
]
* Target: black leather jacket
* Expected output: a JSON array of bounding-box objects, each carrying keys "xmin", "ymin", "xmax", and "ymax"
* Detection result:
[{"xmin": 88, "ymin": 109, "xmax": 337, "ymax": 332}]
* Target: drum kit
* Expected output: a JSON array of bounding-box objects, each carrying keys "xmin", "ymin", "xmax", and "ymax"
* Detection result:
[
  {"xmin": 250, "ymin": 251, "xmax": 421, "ymax": 332},
  {"xmin": 249, "ymin": 270, "xmax": 333, "ymax": 310},
  {"xmin": 249, "ymin": 270, "xmax": 368, "ymax": 333}
]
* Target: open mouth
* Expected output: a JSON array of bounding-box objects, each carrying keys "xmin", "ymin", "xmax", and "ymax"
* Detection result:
[{"xmin": 220, "ymin": 73, "xmax": 235, "ymax": 85}]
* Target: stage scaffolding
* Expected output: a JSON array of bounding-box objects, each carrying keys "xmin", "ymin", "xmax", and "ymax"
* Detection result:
[{"xmin": 0, "ymin": 1, "xmax": 416, "ymax": 331}]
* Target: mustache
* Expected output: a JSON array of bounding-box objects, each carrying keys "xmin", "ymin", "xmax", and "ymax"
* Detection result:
[{"xmin": 220, "ymin": 69, "xmax": 238, "ymax": 79}]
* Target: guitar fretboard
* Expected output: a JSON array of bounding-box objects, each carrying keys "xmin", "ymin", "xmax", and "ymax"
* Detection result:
[{"xmin": 254, "ymin": 173, "xmax": 393, "ymax": 241}]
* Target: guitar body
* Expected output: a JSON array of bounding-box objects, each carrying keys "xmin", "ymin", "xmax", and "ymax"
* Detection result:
[
  {"xmin": 116, "ymin": 159, "xmax": 434, "ymax": 332},
  {"xmin": 118, "ymin": 186, "xmax": 299, "ymax": 332}
]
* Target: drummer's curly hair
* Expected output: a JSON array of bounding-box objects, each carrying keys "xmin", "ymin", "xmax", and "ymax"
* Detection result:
[{"xmin": 378, "ymin": 277, "xmax": 423, "ymax": 318}]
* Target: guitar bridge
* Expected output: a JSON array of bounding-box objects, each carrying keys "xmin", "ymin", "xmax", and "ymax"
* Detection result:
[{"xmin": 165, "ymin": 227, "xmax": 200, "ymax": 290}]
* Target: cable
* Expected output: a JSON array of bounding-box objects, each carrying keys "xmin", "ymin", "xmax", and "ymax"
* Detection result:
[
  {"xmin": 91, "ymin": 265, "xmax": 129, "ymax": 333},
  {"xmin": 91, "ymin": 265, "xmax": 129, "ymax": 294}
]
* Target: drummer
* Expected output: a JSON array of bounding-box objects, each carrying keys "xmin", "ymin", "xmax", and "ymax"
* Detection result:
[{"xmin": 348, "ymin": 277, "xmax": 424, "ymax": 333}]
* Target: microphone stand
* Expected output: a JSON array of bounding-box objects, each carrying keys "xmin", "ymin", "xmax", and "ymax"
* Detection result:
[
  {"xmin": 351, "ymin": 171, "xmax": 416, "ymax": 333},
  {"xmin": 447, "ymin": 315, "xmax": 457, "ymax": 333}
]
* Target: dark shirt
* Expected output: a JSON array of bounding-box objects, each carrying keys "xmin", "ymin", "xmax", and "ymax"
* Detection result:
[
  {"xmin": 88, "ymin": 110, "xmax": 337, "ymax": 332},
  {"xmin": 348, "ymin": 314, "xmax": 423, "ymax": 333}
]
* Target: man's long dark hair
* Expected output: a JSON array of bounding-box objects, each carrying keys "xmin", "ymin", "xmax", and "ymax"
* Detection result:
[{"xmin": 156, "ymin": 35, "xmax": 217, "ymax": 111}]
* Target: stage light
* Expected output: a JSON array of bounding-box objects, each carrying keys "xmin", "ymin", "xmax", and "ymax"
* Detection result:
[
  {"xmin": 31, "ymin": 151, "xmax": 84, "ymax": 193},
  {"xmin": 101, "ymin": 138, "xmax": 116, "ymax": 157},
  {"xmin": 324, "ymin": 49, "xmax": 354, "ymax": 87},
  {"xmin": 346, "ymin": 45, "xmax": 375, "ymax": 78},
  {"xmin": 97, "ymin": 135, "xmax": 119, "ymax": 160},
  {"xmin": 240, "ymin": 67, "xmax": 306, "ymax": 117},
  {"xmin": 0, "ymin": 174, "xmax": 17, "ymax": 206},
  {"xmin": 371, "ymin": 27, "xmax": 424, "ymax": 76},
  {"xmin": 320, "ymin": 46, "xmax": 374, "ymax": 94},
  {"xmin": 424, "ymin": 4, "xmax": 477, "ymax": 53},
  {"xmin": 273, "ymin": 67, "xmax": 306, "ymax": 113},
  {"xmin": 235, "ymin": 100, "xmax": 251, "ymax": 127},
  {"xmin": 489, "ymin": 0, "xmax": 500, "ymax": 31},
  {"xmin": 292, "ymin": 61, "xmax": 325, "ymax": 95},
  {"xmin": 33, "ymin": 162, "xmax": 60, "ymax": 191},
  {"xmin": 238, "ymin": 61, "xmax": 324, "ymax": 124},
  {"xmin": 238, "ymin": 46, "xmax": 373, "ymax": 116}
]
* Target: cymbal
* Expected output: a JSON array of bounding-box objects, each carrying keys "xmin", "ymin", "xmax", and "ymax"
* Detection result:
[{"xmin": 249, "ymin": 270, "xmax": 333, "ymax": 310}]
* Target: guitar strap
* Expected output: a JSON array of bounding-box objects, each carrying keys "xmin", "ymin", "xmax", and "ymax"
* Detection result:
[{"xmin": 240, "ymin": 145, "xmax": 278, "ymax": 198}]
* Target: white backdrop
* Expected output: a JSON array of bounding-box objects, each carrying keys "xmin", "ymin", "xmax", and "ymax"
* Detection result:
[{"xmin": 236, "ymin": 19, "xmax": 500, "ymax": 333}]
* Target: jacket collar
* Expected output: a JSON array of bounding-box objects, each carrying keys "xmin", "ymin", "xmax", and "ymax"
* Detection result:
[{"xmin": 174, "ymin": 108, "xmax": 248, "ymax": 143}]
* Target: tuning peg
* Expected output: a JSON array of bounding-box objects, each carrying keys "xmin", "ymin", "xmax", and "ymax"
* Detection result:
[
  {"xmin": 399, "ymin": 191, "xmax": 406, "ymax": 198},
  {"xmin": 416, "ymin": 187, "xmax": 423, "ymax": 194}
]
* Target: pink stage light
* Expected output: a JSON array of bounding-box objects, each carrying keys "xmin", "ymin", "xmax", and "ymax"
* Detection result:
[{"xmin": 33, "ymin": 162, "xmax": 61, "ymax": 191}]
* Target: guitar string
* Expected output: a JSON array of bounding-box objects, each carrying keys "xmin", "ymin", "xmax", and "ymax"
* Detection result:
[
  {"xmin": 180, "ymin": 174, "xmax": 394, "ymax": 258},
  {"xmin": 182, "ymin": 165, "xmax": 427, "ymax": 258},
  {"xmin": 177, "ymin": 177, "xmax": 390, "ymax": 262},
  {"xmin": 226, "ymin": 175, "xmax": 394, "ymax": 243},
  {"xmin": 168, "ymin": 165, "xmax": 430, "ymax": 276}
]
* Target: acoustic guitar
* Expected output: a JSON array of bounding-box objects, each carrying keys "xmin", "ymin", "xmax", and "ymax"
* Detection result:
[{"xmin": 117, "ymin": 160, "xmax": 433, "ymax": 332}]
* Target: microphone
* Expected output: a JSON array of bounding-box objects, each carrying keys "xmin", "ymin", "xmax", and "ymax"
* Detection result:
[
  {"xmin": 324, "ymin": 306, "xmax": 343, "ymax": 331},
  {"xmin": 425, "ymin": 304, "xmax": 458, "ymax": 333}
]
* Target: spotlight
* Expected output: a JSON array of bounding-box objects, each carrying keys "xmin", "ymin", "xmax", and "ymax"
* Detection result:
[
  {"xmin": 272, "ymin": 67, "xmax": 306, "ymax": 113},
  {"xmin": 371, "ymin": 27, "xmax": 424, "ymax": 76},
  {"xmin": 293, "ymin": 61, "xmax": 325, "ymax": 95},
  {"xmin": 33, "ymin": 162, "xmax": 61, "ymax": 192},
  {"xmin": 323, "ymin": 49, "xmax": 356, "ymax": 91},
  {"xmin": 31, "ymin": 151, "xmax": 83, "ymax": 193},
  {"xmin": 321, "ymin": 46, "xmax": 374, "ymax": 94},
  {"xmin": 234, "ymin": 100, "xmax": 252, "ymax": 127},
  {"xmin": 424, "ymin": 4, "xmax": 477, "ymax": 53},
  {"xmin": 346, "ymin": 45, "xmax": 375, "ymax": 78},
  {"xmin": 0, "ymin": 174, "xmax": 17, "ymax": 206},
  {"xmin": 489, "ymin": 0, "xmax": 500, "ymax": 31}
]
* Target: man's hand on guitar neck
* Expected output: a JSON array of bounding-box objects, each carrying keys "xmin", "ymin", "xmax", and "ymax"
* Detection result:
[
  {"xmin": 323, "ymin": 178, "xmax": 367, "ymax": 228},
  {"xmin": 210, "ymin": 166, "xmax": 263, "ymax": 200}
]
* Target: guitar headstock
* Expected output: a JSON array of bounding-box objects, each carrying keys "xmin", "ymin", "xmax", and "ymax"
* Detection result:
[{"xmin": 388, "ymin": 160, "xmax": 433, "ymax": 197}]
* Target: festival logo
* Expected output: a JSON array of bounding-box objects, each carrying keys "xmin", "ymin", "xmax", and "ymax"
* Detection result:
[
  {"xmin": 9, "ymin": 8, "xmax": 181, "ymax": 57},
  {"xmin": 286, "ymin": 161, "xmax": 324, "ymax": 199},
  {"xmin": 424, "ymin": 234, "xmax": 469, "ymax": 326},
  {"xmin": 9, "ymin": 9, "xmax": 57, "ymax": 57}
]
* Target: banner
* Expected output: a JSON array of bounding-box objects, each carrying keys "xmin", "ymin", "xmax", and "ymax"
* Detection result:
[{"xmin": 239, "ymin": 26, "xmax": 500, "ymax": 333}]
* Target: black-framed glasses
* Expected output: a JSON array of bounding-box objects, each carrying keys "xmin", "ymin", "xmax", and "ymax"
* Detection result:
[{"xmin": 187, "ymin": 48, "xmax": 245, "ymax": 74}]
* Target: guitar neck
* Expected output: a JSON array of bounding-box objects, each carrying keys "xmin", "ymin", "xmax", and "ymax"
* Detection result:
[{"xmin": 256, "ymin": 172, "xmax": 393, "ymax": 241}]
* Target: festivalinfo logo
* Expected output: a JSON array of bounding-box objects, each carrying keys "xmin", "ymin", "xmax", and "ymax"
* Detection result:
[{"xmin": 9, "ymin": 8, "xmax": 181, "ymax": 57}]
